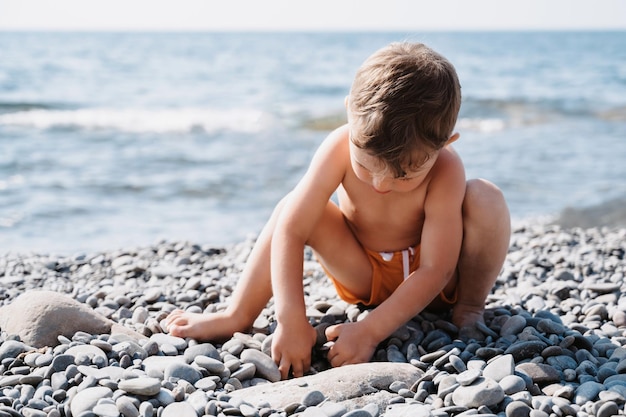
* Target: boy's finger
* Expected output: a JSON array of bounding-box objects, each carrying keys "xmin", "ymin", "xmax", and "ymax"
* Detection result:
[
  {"xmin": 324, "ymin": 324, "xmax": 340, "ymax": 340},
  {"xmin": 278, "ymin": 358, "xmax": 291, "ymax": 380},
  {"xmin": 291, "ymin": 361, "xmax": 304, "ymax": 378}
]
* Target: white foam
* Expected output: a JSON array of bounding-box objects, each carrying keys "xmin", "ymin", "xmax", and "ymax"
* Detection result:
[
  {"xmin": 457, "ymin": 117, "xmax": 505, "ymax": 133},
  {"xmin": 0, "ymin": 107, "xmax": 271, "ymax": 134}
]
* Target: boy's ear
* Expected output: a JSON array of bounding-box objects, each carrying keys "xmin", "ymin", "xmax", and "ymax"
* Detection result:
[
  {"xmin": 344, "ymin": 96, "xmax": 349, "ymax": 109},
  {"xmin": 446, "ymin": 132, "xmax": 460, "ymax": 145}
]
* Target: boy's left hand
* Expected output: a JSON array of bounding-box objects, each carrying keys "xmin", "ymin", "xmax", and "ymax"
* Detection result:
[{"xmin": 324, "ymin": 322, "xmax": 378, "ymax": 367}]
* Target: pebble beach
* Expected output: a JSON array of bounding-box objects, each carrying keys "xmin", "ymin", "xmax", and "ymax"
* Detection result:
[{"xmin": 0, "ymin": 222, "xmax": 625, "ymax": 417}]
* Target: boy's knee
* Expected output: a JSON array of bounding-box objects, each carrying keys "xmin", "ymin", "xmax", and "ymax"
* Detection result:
[{"xmin": 464, "ymin": 178, "xmax": 507, "ymax": 216}]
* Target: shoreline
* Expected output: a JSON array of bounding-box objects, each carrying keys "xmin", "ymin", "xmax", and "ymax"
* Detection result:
[{"xmin": 0, "ymin": 222, "xmax": 625, "ymax": 416}]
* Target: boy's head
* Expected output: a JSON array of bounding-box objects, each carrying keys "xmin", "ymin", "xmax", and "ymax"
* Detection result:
[{"xmin": 348, "ymin": 42, "xmax": 461, "ymax": 178}]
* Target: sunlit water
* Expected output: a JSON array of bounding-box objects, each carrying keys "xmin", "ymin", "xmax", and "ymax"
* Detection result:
[{"xmin": 1, "ymin": 32, "xmax": 625, "ymax": 254}]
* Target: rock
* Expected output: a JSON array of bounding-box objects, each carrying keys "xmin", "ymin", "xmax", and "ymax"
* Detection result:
[
  {"xmin": 161, "ymin": 401, "xmax": 197, "ymax": 417},
  {"xmin": 183, "ymin": 343, "xmax": 220, "ymax": 363},
  {"xmin": 574, "ymin": 381, "xmax": 604, "ymax": 405},
  {"xmin": 70, "ymin": 386, "xmax": 113, "ymax": 416},
  {"xmin": 164, "ymin": 362, "xmax": 202, "ymax": 384},
  {"xmin": 0, "ymin": 340, "xmax": 32, "ymax": 361},
  {"xmin": 118, "ymin": 377, "xmax": 161, "ymax": 396},
  {"xmin": 483, "ymin": 354, "xmax": 515, "ymax": 382},
  {"xmin": 506, "ymin": 400, "xmax": 532, "ymax": 417},
  {"xmin": 231, "ymin": 362, "xmax": 423, "ymax": 409},
  {"xmin": 0, "ymin": 290, "xmax": 145, "ymax": 348},
  {"xmin": 385, "ymin": 403, "xmax": 433, "ymax": 417},
  {"xmin": 451, "ymin": 376, "xmax": 505, "ymax": 408},
  {"xmin": 500, "ymin": 315, "xmax": 527, "ymax": 336},
  {"xmin": 240, "ymin": 348, "xmax": 281, "ymax": 382},
  {"xmin": 516, "ymin": 363, "xmax": 561, "ymax": 384},
  {"xmin": 500, "ymin": 375, "xmax": 527, "ymax": 395},
  {"xmin": 505, "ymin": 341, "xmax": 547, "ymax": 362}
]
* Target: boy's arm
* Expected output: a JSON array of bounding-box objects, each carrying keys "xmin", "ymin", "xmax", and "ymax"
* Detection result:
[
  {"xmin": 270, "ymin": 126, "xmax": 348, "ymax": 378},
  {"xmin": 326, "ymin": 148, "xmax": 466, "ymax": 366}
]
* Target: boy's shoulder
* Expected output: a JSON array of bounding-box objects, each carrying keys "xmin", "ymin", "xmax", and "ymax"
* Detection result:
[{"xmin": 315, "ymin": 124, "xmax": 351, "ymax": 158}]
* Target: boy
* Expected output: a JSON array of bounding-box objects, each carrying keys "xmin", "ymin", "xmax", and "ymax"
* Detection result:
[{"xmin": 166, "ymin": 42, "xmax": 511, "ymax": 380}]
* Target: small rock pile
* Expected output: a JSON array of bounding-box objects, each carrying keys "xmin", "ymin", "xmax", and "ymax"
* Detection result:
[{"xmin": 0, "ymin": 224, "xmax": 624, "ymax": 417}]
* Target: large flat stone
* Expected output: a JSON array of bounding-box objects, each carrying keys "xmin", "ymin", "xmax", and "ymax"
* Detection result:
[
  {"xmin": 0, "ymin": 290, "xmax": 146, "ymax": 348},
  {"xmin": 231, "ymin": 362, "xmax": 423, "ymax": 410}
]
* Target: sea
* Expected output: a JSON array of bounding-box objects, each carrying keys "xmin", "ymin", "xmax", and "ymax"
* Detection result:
[{"xmin": 1, "ymin": 31, "xmax": 625, "ymax": 255}]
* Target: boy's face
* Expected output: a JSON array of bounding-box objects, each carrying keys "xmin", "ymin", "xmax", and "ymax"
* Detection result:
[{"xmin": 349, "ymin": 141, "xmax": 438, "ymax": 194}]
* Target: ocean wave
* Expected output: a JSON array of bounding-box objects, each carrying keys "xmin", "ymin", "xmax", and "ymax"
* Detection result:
[
  {"xmin": 299, "ymin": 111, "xmax": 507, "ymax": 133},
  {"xmin": 0, "ymin": 107, "xmax": 272, "ymax": 134},
  {"xmin": 0, "ymin": 101, "xmax": 58, "ymax": 114}
]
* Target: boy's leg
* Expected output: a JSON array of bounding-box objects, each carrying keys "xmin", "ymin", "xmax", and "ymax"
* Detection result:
[
  {"xmin": 167, "ymin": 197, "xmax": 371, "ymax": 340},
  {"xmin": 166, "ymin": 198, "xmax": 283, "ymax": 340},
  {"xmin": 450, "ymin": 178, "xmax": 511, "ymax": 328},
  {"xmin": 306, "ymin": 201, "xmax": 373, "ymax": 302}
]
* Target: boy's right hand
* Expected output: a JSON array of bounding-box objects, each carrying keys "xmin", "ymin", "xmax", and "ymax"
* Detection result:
[{"xmin": 271, "ymin": 320, "xmax": 316, "ymax": 380}]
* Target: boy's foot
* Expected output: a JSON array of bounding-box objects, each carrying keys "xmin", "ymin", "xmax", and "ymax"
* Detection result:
[
  {"xmin": 165, "ymin": 310, "xmax": 246, "ymax": 341},
  {"xmin": 451, "ymin": 302, "xmax": 485, "ymax": 329},
  {"xmin": 452, "ymin": 302, "xmax": 487, "ymax": 342}
]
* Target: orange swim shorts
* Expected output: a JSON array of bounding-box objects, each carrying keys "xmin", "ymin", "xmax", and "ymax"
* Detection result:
[{"xmin": 319, "ymin": 245, "xmax": 458, "ymax": 307}]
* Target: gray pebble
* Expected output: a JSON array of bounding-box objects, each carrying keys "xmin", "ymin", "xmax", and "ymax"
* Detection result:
[
  {"xmin": 240, "ymin": 349, "xmax": 280, "ymax": 382},
  {"xmin": 161, "ymin": 401, "xmax": 197, "ymax": 417},
  {"xmin": 301, "ymin": 390, "xmax": 325, "ymax": 407},
  {"xmin": 118, "ymin": 378, "xmax": 161, "ymax": 396},
  {"xmin": 505, "ymin": 400, "xmax": 532, "ymax": 417},
  {"xmin": 499, "ymin": 375, "xmax": 527, "ymax": 395},
  {"xmin": 483, "ymin": 354, "xmax": 515, "ymax": 382}
]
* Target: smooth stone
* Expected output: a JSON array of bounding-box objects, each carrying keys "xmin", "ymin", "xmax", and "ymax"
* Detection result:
[
  {"xmin": 195, "ymin": 377, "xmax": 218, "ymax": 391},
  {"xmin": 92, "ymin": 402, "xmax": 120, "ymax": 417},
  {"xmin": 194, "ymin": 356, "xmax": 226, "ymax": 374},
  {"xmin": 118, "ymin": 377, "xmax": 161, "ymax": 396},
  {"xmin": 457, "ymin": 369, "xmax": 482, "ymax": 386},
  {"xmin": 0, "ymin": 340, "xmax": 31, "ymax": 361},
  {"xmin": 574, "ymin": 381, "xmax": 605, "ymax": 405},
  {"xmin": 499, "ymin": 375, "xmax": 527, "ymax": 395},
  {"xmin": 534, "ymin": 310, "xmax": 563, "ymax": 325},
  {"xmin": 112, "ymin": 340, "xmax": 148, "ymax": 360},
  {"xmin": 385, "ymin": 402, "xmax": 436, "ymax": 417},
  {"xmin": 0, "ymin": 290, "xmax": 145, "ymax": 348},
  {"xmin": 183, "ymin": 343, "xmax": 220, "ymax": 363},
  {"xmin": 20, "ymin": 408, "xmax": 47, "ymax": 417},
  {"xmin": 545, "ymin": 355, "xmax": 577, "ymax": 371},
  {"xmin": 500, "ymin": 315, "xmax": 527, "ymax": 337},
  {"xmin": 142, "ymin": 356, "xmax": 186, "ymax": 377},
  {"xmin": 536, "ymin": 319, "xmax": 566, "ymax": 335},
  {"xmin": 231, "ymin": 362, "xmax": 257, "ymax": 381},
  {"xmin": 483, "ymin": 354, "xmax": 515, "ymax": 382},
  {"xmin": 597, "ymin": 401, "xmax": 619, "ymax": 417},
  {"xmin": 504, "ymin": 341, "xmax": 547, "ymax": 361},
  {"xmin": 70, "ymin": 386, "xmax": 113, "ymax": 416},
  {"xmin": 150, "ymin": 333, "xmax": 187, "ymax": 351},
  {"xmin": 161, "ymin": 401, "xmax": 197, "ymax": 417},
  {"xmin": 451, "ymin": 377, "xmax": 505, "ymax": 408},
  {"xmin": 449, "ymin": 354, "xmax": 467, "ymax": 373},
  {"xmin": 78, "ymin": 365, "xmax": 125, "ymax": 381},
  {"xmin": 231, "ymin": 362, "xmax": 422, "ymax": 409},
  {"xmin": 116, "ymin": 396, "xmax": 140, "ymax": 417},
  {"xmin": 320, "ymin": 401, "xmax": 348, "ymax": 417},
  {"xmin": 164, "ymin": 362, "xmax": 202, "ymax": 384},
  {"xmin": 516, "ymin": 363, "xmax": 560, "ymax": 384},
  {"xmin": 240, "ymin": 349, "xmax": 281, "ymax": 382},
  {"xmin": 301, "ymin": 390, "xmax": 326, "ymax": 407},
  {"xmin": 65, "ymin": 345, "xmax": 108, "ymax": 362},
  {"xmin": 300, "ymin": 407, "xmax": 330, "ymax": 417},
  {"xmin": 505, "ymin": 400, "xmax": 532, "ymax": 417}
]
